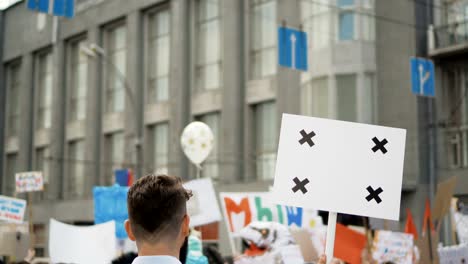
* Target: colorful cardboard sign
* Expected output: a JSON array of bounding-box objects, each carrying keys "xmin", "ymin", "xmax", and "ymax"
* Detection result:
[
  {"xmin": 15, "ymin": 171, "xmax": 44, "ymax": 193},
  {"xmin": 184, "ymin": 178, "xmax": 222, "ymax": 227},
  {"xmin": 432, "ymin": 176, "xmax": 457, "ymax": 221},
  {"xmin": 219, "ymin": 192, "xmax": 320, "ymax": 236},
  {"xmin": 272, "ymin": 114, "xmax": 406, "ymax": 220},
  {"xmin": 0, "ymin": 195, "xmax": 27, "ymax": 224},
  {"xmin": 454, "ymin": 211, "xmax": 468, "ymax": 244},
  {"xmin": 372, "ymin": 230, "xmax": 414, "ymax": 264},
  {"xmin": 49, "ymin": 219, "xmax": 117, "ymax": 264},
  {"xmin": 334, "ymin": 224, "xmax": 366, "ymax": 264}
]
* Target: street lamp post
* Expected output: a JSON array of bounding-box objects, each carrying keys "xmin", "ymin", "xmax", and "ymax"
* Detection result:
[{"xmin": 81, "ymin": 43, "xmax": 143, "ymax": 180}]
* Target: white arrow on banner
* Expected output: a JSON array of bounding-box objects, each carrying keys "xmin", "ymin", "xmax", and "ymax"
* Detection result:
[
  {"xmin": 290, "ymin": 33, "xmax": 296, "ymax": 69},
  {"xmin": 418, "ymin": 63, "xmax": 430, "ymax": 95}
]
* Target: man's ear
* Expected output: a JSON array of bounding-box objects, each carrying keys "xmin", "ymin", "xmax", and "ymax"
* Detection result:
[
  {"xmin": 124, "ymin": 219, "xmax": 136, "ymax": 241},
  {"xmin": 183, "ymin": 214, "xmax": 190, "ymax": 237}
]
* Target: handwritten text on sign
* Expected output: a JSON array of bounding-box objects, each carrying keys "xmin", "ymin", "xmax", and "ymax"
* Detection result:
[
  {"xmin": 372, "ymin": 230, "xmax": 414, "ymax": 264},
  {"xmin": 220, "ymin": 192, "xmax": 320, "ymax": 236},
  {"xmin": 15, "ymin": 171, "xmax": 44, "ymax": 193},
  {"xmin": 0, "ymin": 195, "xmax": 27, "ymax": 223}
]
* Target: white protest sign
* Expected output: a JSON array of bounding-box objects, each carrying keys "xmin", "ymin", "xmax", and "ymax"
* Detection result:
[
  {"xmin": 438, "ymin": 243, "xmax": 468, "ymax": 264},
  {"xmin": 272, "ymin": 114, "xmax": 406, "ymax": 220},
  {"xmin": 49, "ymin": 219, "xmax": 117, "ymax": 264},
  {"xmin": 372, "ymin": 230, "xmax": 414, "ymax": 264},
  {"xmin": 220, "ymin": 192, "xmax": 321, "ymax": 236},
  {"xmin": 454, "ymin": 212, "xmax": 468, "ymax": 244},
  {"xmin": 15, "ymin": 171, "xmax": 44, "ymax": 193},
  {"xmin": 184, "ymin": 178, "xmax": 222, "ymax": 227},
  {"xmin": 0, "ymin": 195, "xmax": 27, "ymax": 223}
]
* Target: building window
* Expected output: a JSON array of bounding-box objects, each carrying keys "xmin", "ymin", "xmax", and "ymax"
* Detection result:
[
  {"xmin": 336, "ymin": 74, "xmax": 357, "ymax": 121},
  {"xmin": 361, "ymin": 0, "xmax": 375, "ymax": 41},
  {"xmin": 150, "ymin": 123, "xmax": 169, "ymax": 174},
  {"xmin": 105, "ymin": 25, "xmax": 126, "ymax": 113},
  {"xmin": 147, "ymin": 9, "xmax": 170, "ymax": 104},
  {"xmin": 6, "ymin": 63, "xmax": 21, "ymax": 137},
  {"xmin": 446, "ymin": 0, "xmax": 468, "ymax": 24},
  {"xmin": 362, "ymin": 73, "xmax": 375, "ymax": 122},
  {"xmin": 254, "ymin": 102, "xmax": 277, "ymax": 180},
  {"xmin": 105, "ymin": 132, "xmax": 125, "ymax": 184},
  {"xmin": 196, "ymin": 0, "xmax": 221, "ymax": 91},
  {"xmin": 69, "ymin": 40, "xmax": 88, "ymax": 121},
  {"xmin": 5, "ymin": 153, "xmax": 18, "ymax": 196},
  {"xmin": 37, "ymin": 52, "xmax": 53, "ymax": 129},
  {"xmin": 250, "ymin": 0, "xmax": 276, "ymax": 79},
  {"xmin": 337, "ymin": 0, "xmax": 355, "ymax": 41},
  {"xmin": 302, "ymin": 77, "xmax": 329, "ymax": 118},
  {"xmin": 35, "ymin": 147, "xmax": 50, "ymax": 184},
  {"xmin": 301, "ymin": 0, "xmax": 331, "ymax": 50},
  {"xmin": 198, "ymin": 113, "xmax": 220, "ymax": 179},
  {"xmin": 68, "ymin": 140, "xmax": 85, "ymax": 198}
]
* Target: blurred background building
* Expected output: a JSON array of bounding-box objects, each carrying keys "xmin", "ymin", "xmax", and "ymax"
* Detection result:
[{"xmin": 0, "ymin": 0, "xmax": 467, "ymax": 256}]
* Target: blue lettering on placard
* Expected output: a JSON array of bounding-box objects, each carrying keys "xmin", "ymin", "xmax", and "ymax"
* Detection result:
[
  {"xmin": 9, "ymin": 208, "xmax": 19, "ymax": 214},
  {"xmin": 286, "ymin": 206, "xmax": 303, "ymax": 227},
  {"xmin": 11, "ymin": 201, "xmax": 24, "ymax": 208}
]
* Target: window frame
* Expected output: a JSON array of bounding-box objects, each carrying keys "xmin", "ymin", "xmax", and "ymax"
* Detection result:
[
  {"xmin": 249, "ymin": 0, "xmax": 277, "ymax": 80},
  {"xmin": 5, "ymin": 153, "xmax": 18, "ymax": 196},
  {"xmin": 144, "ymin": 5, "xmax": 171, "ymax": 105},
  {"xmin": 6, "ymin": 61, "xmax": 22, "ymax": 137},
  {"xmin": 195, "ymin": 0, "xmax": 223, "ymax": 92},
  {"xmin": 35, "ymin": 50, "xmax": 54, "ymax": 130},
  {"xmin": 149, "ymin": 122, "xmax": 170, "ymax": 174},
  {"xmin": 336, "ymin": 0, "xmax": 356, "ymax": 42},
  {"xmin": 102, "ymin": 21, "xmax": 127, "ymax": 114},
  {"xmin": 104, "ymin": 131, "xmax": 125, "ymax": 185},
  {"xmin": 67, "ymin": 139, "xmax": 86, "ymax": 198},
  {"xmin": 336, "ymin": 73, "xmax": 358, "ymax": 122},
  {"xmin": 253, "ymin": 101, "xmax": 277, "ymax": 180},
  {"xmin": 67, "ymin": 36, "xmax": 88, "ymax": 122},
  {"xmin": 196, "ymin": 112, "xmax": 220, "ymax": 179}
]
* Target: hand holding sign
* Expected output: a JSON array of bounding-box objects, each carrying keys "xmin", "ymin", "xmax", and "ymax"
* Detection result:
[{"xmin": 272, "ymin": 114, "xmax": 406, "ymax": 263}]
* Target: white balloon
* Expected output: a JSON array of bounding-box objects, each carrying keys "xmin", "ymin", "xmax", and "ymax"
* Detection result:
[{"xmin": 180, "ymin": 122, "xmax": 214, "ymax": 165}]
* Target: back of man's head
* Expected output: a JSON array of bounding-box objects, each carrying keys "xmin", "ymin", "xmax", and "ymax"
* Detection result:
[{"xmin": 126, "ymin": 174, "xmax": 192, "ymax": 245}]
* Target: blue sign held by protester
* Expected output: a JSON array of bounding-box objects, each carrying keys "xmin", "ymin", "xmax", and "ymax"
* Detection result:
[
  {"xmin": 93, "ymin": 185, "xmax": 129, "ymax": 239},
  {"xmin": 27, "ymin": 0, "xmax": 75, "ymax": 18},
  {"xmin": 278, "ymin": 26, "xmax": 308, "ymax": 71},
  {"xmin": 410, "ymin": 57, "xmax": 435, "ymax": 97}
]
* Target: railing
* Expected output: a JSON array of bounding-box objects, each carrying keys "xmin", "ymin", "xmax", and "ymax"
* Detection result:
[
  {"xmin": 433, "ymin": 20, "xmax": 468, "ymax": 50},
  {"xmin": 445, "ymin": 125, "xmax": 468, "ymax": 169}
]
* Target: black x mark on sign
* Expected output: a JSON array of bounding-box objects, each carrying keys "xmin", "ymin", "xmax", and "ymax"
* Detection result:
[
  {"xmin": 299, "ymin": 130, "xmax": 316, "ymax": 147},
  {"xmin": 372, "ymin": 137, "xmax": 388, "ymax": 154},
  {"xmin": 366, "ymin": 186, "xmax": 383, "ymax": 204},
  {"xmin": 292, "ymin": 177, "xmax": 309, "ymax": 194}
]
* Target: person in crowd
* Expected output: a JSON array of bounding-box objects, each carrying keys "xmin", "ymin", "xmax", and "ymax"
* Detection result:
[
  {"xmin": 111, "ymin": 252, "xmax": 138, "ymax": 264},
  {"xmin": 124, "ymin": 174, "xmax": 192, "ymax": 264},
  {"xmin": 202, "ymin": 245, "xmax": 225, "ymax": 264}
]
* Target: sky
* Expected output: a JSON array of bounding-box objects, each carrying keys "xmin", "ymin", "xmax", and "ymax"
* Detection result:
[{"xmin": 0, "ymin": 0, "xmax": 21, "ymax": 10}]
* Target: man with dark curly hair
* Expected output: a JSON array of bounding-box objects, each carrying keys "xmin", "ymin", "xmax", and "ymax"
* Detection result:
[{"xmin": 125, "ymin": 174, "xmax": 192, "ymax": 264}]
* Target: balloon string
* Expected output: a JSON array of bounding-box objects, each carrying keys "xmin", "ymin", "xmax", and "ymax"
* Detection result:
[{"xmin": 196, "ymin": 164, "xmax": 202, "ymax": 179}]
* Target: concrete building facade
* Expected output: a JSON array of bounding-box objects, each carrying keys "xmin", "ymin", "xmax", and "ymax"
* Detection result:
[
  {"xmin": 0, "ymin": 0, "xmax": 462, "ymax": 255},
  {"xmin": 430, "ymin": 0, "xmax": 468, "ymax": 244}
]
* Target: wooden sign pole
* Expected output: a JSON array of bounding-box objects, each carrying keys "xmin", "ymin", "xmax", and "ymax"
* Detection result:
[
  {"xmin": 325, "ymin": 212, "xmax": 337, "ymax": 264},
  {"xmin": 28, "ymin": 192, "xmax": 34, "ymax": 249}
]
